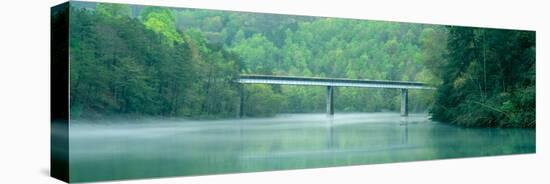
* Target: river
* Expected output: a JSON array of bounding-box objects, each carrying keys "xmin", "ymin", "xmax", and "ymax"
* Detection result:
[{"xmin": 68, "ymin": 113, "xmax": 535, "ymax": 182}]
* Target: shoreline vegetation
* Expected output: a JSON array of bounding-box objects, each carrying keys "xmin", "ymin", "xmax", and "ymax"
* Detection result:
[
  {"xmin": 62, "ymin": 2, "xmax": 535, "ymax": 128},
  {"xmin": 430, "ymin": 27, "xmax": 535, "ymax": 128}
]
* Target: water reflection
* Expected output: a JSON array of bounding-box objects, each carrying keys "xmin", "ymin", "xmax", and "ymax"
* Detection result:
[
  {"xmin": 69, "ymin": 113, "xmax": 535, "ymax": 182},
  {"xmin": 402, "ymin": 123, "xmax": 409, "ymax": 145},
  {"xmin": 327, "ymin": 117, "xmax": 334, "ymax": 149}
]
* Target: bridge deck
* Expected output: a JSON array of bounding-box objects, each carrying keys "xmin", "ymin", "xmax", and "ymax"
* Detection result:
[{"xmin": 237, "ymin": 74, "xmax": 434, "ymax": 89}]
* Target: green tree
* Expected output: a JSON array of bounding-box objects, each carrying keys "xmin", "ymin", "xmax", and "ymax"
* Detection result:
[
  {"xmin": 141, "ymin": 7, "xmax": 183, "ymax": 43},
  {"xmin": 431, "ymin": 26, "xmax": 535, "ymax": 128}
]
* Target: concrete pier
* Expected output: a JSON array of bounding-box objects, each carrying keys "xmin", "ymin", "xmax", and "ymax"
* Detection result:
[
  {"xmin": 238, "ymin": 85, "xmax": 244, "ymax": 118},
  {"xmin": 326, "ymin": 86, "xmax": 334, "ymax": 116},
  {"xmin": 400, "ymin": 88, "xmax": 408, "ymax": 116}
]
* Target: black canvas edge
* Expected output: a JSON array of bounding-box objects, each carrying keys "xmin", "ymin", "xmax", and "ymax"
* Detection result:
[{"xmin": 51, "ymin": 1, "xmax": 70, "ymax": 183}]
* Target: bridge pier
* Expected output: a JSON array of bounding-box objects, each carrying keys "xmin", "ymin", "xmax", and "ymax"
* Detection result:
[
  {"xmin": 327, "ymin": 86, "xmax": 334, "ymax": 116},
  {"xmin": 238, "ymin": 84, "xmax": 244, "ymax": 118},
  {"xmin": 401, "ymin": 88, "xmax": 408, "ymax": 116}
]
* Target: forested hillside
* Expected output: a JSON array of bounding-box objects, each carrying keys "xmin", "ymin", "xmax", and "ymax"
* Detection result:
[
  {"xmin": 68, "ymin": 2, "xmax": 440, "ymax": 118},
  {"xmin": 69, "ymin": 4, "xmax": 241, "ymax": 118},
  {"xmin": 66, "ymin": 2, "xmax": 534, "ymax": 128}
]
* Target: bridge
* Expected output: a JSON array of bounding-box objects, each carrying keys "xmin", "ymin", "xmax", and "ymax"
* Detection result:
[{"xmin": 236, "ymin": 74, "xmax": 435, "ymax": 117}]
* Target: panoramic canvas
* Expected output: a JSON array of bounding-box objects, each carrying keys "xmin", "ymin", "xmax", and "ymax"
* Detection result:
[{"xmin": 51, "ymin": 1, "xmax": 536, "ymax": 183}]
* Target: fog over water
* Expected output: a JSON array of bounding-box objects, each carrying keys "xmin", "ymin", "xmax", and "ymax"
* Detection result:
[{"xmin": 68, "ymin": 113, "xmax": 535, "ymax": 182}]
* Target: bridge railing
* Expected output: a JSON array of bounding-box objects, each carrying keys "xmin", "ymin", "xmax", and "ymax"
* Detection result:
[{"xmin": 237, "ymin": 74, "xmax": 434, "ymax": 89}]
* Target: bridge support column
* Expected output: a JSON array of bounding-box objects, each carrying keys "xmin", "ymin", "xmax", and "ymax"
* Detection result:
[
  {"xmin": 327, "ymin": 86, "xmax": 334, "ymax": 116},
  {"xmin": 401, "ymin": 88, "xmax": 408, "ymax": 116},
  {"xmin": 238, "ymin": 84, "xmax": 244, "ymax": 118}
]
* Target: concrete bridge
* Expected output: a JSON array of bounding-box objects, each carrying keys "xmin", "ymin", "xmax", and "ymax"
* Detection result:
[{"xmin": 236, "ymin": 74, "xmax": 435, "ymax": 117}]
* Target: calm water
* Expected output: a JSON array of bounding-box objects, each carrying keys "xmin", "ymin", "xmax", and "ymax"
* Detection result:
[{"xmin": 68, "ymin": 113, "xmax": 535, "ymax": 182}]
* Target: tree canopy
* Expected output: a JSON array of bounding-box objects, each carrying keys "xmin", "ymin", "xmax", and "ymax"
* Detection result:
[{"xmin": 66, "ymin": 2, "xmax": 535, "ymax": 128}]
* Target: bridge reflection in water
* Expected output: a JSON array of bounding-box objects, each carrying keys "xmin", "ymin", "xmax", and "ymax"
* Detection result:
[
  {"xmin": 236, "ymin": 74, "xmax": 435, "ymax": 117},
  {"xmin": 237, "ymin": 114, "xmax": 417, "ymax": 160},
  {"xmin": 325, "ymin": 116, "xmax": 411, "ymax": 150}
]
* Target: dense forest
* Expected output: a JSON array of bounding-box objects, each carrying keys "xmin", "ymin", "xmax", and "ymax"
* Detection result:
[
  {"xmin": 63, "ymin": 2, "xmax": 535, "ymax": 128},
  {"xmin": 431, "ymin": 27, "xmax": 535, "ymax": 128}
]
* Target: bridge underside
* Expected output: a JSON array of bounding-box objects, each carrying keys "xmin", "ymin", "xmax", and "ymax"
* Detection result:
[{"xmin": 237, "ymin": 75, "xmax": 433, "ymax": 117}]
